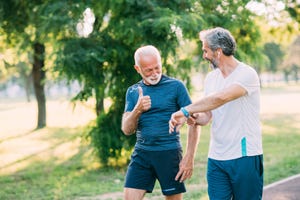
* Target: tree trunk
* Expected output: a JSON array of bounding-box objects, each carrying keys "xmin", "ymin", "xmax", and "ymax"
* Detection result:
[
  {"xmin": 32, "ymin": 42, "xmax": 46, "ymax": 129},
  {"xmin": 95, "ymin": 87, "xmax": 104, "ymax": 116}
]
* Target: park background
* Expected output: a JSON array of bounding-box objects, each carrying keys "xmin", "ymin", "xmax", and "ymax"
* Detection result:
[{"xmin": 0, "ymin": 0, "xmax": 299, "ymax": 199}]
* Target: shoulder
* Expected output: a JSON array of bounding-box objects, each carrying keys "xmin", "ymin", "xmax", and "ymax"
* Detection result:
[
  {"xmin": 235, "ymin": 63, "xmax": 260, "ymax": 90},
  {"xmin": 238, "ymin": 63, "xmax": 258, "ymax": 75},
  {"xmin": 126, "ymin": 81, "xmax": 142, "ymax": 95},
  {"xmin": 237, "ymin": 63, "xmax": 259, "ymax": 81},
  {"xmin": 160, "ymin": 75, "xmax": 189, "ymax": 95},
  {"xmin": 160, "ymin": 75, "xmax": 185, "ymax": 86}
]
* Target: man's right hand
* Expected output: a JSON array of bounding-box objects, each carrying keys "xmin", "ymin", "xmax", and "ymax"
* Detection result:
[{"xmin": 134, "ymin": 86, "xmax": 151, "ymax": 113}]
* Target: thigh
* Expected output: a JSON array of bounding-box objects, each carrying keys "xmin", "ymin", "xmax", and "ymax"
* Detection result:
[
  {"xmin": 124, "ymin": 149, "xmax": 156, "ymax": 193},
  {"xmin": 151, "ymin": 149, "xmax": 186, "ymax": 196},
  {"xmin": 231, "ymin": 155, "xmax": 264, "ymax": 200},
  {"xmin": 207, "ymin": 158, "xmax": 232, "ymax": 200},
  {"xmin": 124, "ymin": 187, "xmax": 146, "ymax": 200},
  {"xmin": 165, "ymin": 193, "xmax": 183, "ymax": 200}
]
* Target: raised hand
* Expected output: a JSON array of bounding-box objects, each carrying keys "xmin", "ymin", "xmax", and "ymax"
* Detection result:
[
  {"xmin": 169, "ymin": 110, "xmax": 187, "ymax": 133},
  {"xmin": 134, "ymin": 86, "xmax": 151, "ymax": 113}
]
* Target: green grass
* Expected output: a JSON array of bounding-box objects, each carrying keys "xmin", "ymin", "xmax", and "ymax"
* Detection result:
[
  {"xmin": 262, "ymin": 114, "xmax": 300, "ymax": 183},
  {"xmin": 0, "ymin": 84, "xmax": 300, "ymax": 200}
]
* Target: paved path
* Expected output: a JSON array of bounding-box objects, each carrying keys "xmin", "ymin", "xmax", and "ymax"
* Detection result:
[
  {"xmin": 86, "ymin": 174, "xmax": 300, "ymax": 200},
  {"xmin": 263, "ymin": 174, "xmax": 300, "ymax": 200}
]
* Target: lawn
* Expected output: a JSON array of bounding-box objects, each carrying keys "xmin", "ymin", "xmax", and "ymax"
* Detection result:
[{"xmin": 0, "ymin": 84, "xmax": 299, "ymax": 200}]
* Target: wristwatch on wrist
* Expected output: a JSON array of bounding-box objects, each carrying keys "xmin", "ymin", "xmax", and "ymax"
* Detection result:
[{"xmin": 180, "ymin": 107, "xmax": 190, "ymax": 118}]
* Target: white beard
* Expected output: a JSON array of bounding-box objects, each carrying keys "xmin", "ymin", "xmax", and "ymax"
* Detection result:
[{"xmin": 144, "ymin": 73, "xmax": 162, "ymax": 85}]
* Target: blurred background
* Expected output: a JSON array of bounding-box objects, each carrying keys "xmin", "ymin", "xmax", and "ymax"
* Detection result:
[{"xmin": 0, "ymin": 0, "xmax": 299, "ymax": 199}]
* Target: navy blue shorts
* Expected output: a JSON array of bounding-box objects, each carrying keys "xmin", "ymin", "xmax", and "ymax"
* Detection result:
[
  {"xmin": 207, "ymin": 155, "xmax": 264, "ymax": 200},
  {"xmin": 124, "ymin": 148, "xmax": 186, "ymax": 196}
]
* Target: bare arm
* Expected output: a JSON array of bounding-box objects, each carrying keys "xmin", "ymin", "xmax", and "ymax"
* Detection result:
[
  {"xmin": 121, "ymin": 86, "xmax": 151, "ymax": 135},
  {"xmin": 169, "ymin": 84, "xmax": 246, "ymax": 132},
  {"xmin": 187, "ymin": 84, "xmax": 246, "ymax": 114},
  {"xmin": 175, "ymin": 124, "xmax": 200, "ymax": 182},
  {"xmin": 121, "ymin": 110, "xmax": 142, "ymax": 135}
]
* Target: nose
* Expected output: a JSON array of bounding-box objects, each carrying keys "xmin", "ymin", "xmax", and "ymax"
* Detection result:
[
  {"xmin": 151, "ymin": 72, "xmax": 158, "ymax": 77},
  {"xmin": 152, "ymin": 69, "xmax": 160, "ymax": 76}
]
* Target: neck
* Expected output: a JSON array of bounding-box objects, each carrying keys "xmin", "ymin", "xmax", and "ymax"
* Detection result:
[{"xmin": 218, "ymin": 56, "xmax": 239, "ymax": 78}]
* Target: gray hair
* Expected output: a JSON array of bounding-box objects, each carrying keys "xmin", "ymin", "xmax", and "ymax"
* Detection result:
[
  {"xmin": 200, "ymin": 27, "xmax": 236, "ymax": 56},
  {"xmin": 134, "ymin": 45, "xmax": 162, "ymax": 67}
]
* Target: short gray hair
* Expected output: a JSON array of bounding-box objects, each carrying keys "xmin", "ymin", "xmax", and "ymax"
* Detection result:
[
  {"xmin": 134, "ymin": 45, "xmax": 161, "ymax": 67},
  {"xmin": 200, "ymin": 27, "xmax": 236, "ymax": 56}
]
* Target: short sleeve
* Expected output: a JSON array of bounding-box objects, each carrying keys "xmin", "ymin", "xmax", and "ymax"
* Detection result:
[
  {"xmin": 234, "ymin": 65, "xmax": 260, "ymax": 96},
  {"xmin": 124, "ymin": 85, "xmax": 139, "ymax": 112},
  {"xmin": 176, "ymin": 81, "xmax": 192, "ymax": 107}
]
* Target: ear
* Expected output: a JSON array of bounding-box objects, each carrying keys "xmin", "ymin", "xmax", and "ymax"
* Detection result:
[
  {"xmin": 217, "ymin": 48, "xmax": 221, "ymax": 55},
  {"xmin": 134, "ymin": 65, "xmax": 141, "ymax": 73}
]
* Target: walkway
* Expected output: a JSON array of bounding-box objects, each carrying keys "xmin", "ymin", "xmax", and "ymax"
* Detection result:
[{"xmin": 263, "ymin": 174, "xmax": 300, "ymax": 200}]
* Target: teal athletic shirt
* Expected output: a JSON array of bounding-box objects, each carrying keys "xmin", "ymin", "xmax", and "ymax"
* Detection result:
[{"xmin": 124, "ymin": 75, "xmax": 192, "ymax": 151}]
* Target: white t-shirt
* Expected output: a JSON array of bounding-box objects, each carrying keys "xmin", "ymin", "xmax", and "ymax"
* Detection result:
[{"xmin": 204, "ymin": 62, "xmax": 263, "ymax": 160}]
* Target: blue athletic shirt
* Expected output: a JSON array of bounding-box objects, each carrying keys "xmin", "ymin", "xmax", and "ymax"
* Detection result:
[{"xmin": 124, "ymin": 75, "xmax": 192, "ymax": 151}]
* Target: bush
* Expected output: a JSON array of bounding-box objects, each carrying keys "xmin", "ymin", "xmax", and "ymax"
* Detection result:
[{"xmin": 89, "ymin": 106, "xmax": 135, "ymax": 167}]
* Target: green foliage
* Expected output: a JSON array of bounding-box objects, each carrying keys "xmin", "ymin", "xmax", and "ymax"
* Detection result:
[
  {"xmin": 285, "ymin": 0, "xmax": 300, "ymax": 23},
  {"xmin": 89, "ymin": 106, "xmax": 135, "ymax": 166},
  {"xmin": 54, "ymin": 37, "xmax": 106, "ymax": 100},
  {"xmin": 263, "ymin": 42, "xmax": 284, "ymax": 72}
]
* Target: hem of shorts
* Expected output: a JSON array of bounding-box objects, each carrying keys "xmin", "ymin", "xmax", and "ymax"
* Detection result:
[
  {"xmin": 162, "ymin": 189, "xmax": 186, "ymax": 196},
  {"xmin": 124, "ymin": 186, "xmax": 153, "ymax": 193},
  {"xmin": 208, "ymin": 153, "xmax": 263, "ymax": 161}
]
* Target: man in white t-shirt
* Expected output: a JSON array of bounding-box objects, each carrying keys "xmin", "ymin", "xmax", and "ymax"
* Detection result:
[{"xmin": 169, "ymin": 27, "xmax": 263, "ymax": 200}]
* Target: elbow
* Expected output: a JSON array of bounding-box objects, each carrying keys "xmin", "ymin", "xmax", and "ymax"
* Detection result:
[
  {"xmin": 121, "ymin": 125, "xmax": 133, "ymax": 136},
  {"xmin": 196, "ymin": 119, "xmax": 210, "ymax": 126},
  {"xmin": 195, "ymin": 111, "xmax": 212, "ymax": 126},
  {"xmin": 121, "ymin": 127, "xmax": 130, "ymax": 136},
  {"xmin": 197, "ymin": 121, "xmax": 209, "ymax": 126}
]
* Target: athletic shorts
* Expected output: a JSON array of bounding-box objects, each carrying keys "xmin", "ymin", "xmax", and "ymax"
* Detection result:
[
  {"xmin": 207, "ymin": 155, "xmax": 264, "ymax": 200},
  {"xmin": 124, "ymin": 148, "xmax": 186, "ymax": 196}
]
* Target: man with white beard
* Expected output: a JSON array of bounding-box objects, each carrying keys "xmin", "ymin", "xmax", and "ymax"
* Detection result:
[{"xmin": 122, "ymin": 45, "xmax": 200, "ymax": 200}]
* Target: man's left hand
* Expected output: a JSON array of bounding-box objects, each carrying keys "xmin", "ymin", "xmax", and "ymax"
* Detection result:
[{"xmin": 175, "ymin": 155, "xmax": 194, "ymax": 183}]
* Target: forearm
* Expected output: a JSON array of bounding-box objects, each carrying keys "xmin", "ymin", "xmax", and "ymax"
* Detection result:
[
  {"xmin": 186, "ymin": 93, "xmax": 225, "ymax": 114},
  {"xmin": 185, "ymin": 125, "xmax": 200, "ymax": 159},
  {"xmin": 121, "ymin": 109, "xmax": 142, "ymax": 135},
  {"xmin": 175, "ymin": 124, "xmax": 200, "ymax": 182}
]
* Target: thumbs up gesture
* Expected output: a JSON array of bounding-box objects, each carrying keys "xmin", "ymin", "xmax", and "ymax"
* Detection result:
[{"xmin": 134, "ymin": 86, "xmax": 151, "ymax": 113}]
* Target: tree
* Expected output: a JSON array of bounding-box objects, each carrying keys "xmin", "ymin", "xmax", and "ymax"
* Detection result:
[
  {"xmin": 285, "ymin": 0, "xmax": 300, "ymax": 23},
  {"xmin": 0, "ymin": 43, "xmax": 32, "ymax": 101},
  {"xmin": 0, "ymin": 1, "xmax": 85, "ymax": 128},
  {"xmin": 282, "ymin": 36, "xmax": 300, "ymax": 82},
  {"xmin": 263, "ymin": 42, "xmax": 284, "ymax": 73}
]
